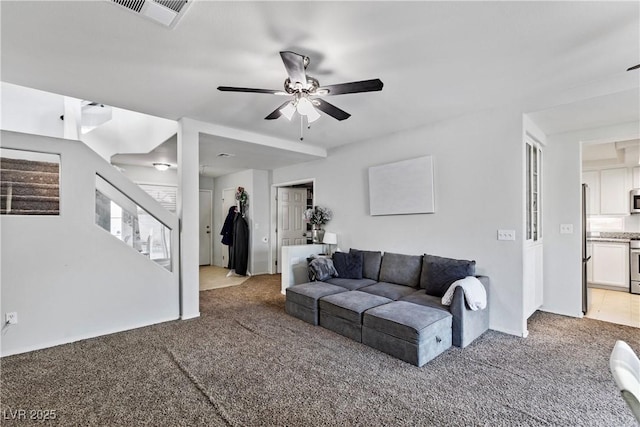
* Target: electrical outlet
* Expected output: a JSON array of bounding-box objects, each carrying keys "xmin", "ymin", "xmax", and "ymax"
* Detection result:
[
  {"xmin": 497, "ymin": 230, "xmax": 516, "ymax": 241},
  {"xmin": 560, "ymin": 224, "xmax": 574, "ymax": 234},
  {"xmin": 5, "ymin": 312, "xmax": 17, "ymax": 325}
]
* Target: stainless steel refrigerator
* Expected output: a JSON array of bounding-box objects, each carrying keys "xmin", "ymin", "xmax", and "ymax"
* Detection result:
[{"xmin": 582, "ymin": 183, "xmax": 591, "ymax": 314}]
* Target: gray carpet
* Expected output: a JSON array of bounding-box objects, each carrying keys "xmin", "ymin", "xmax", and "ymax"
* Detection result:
[{"xmin": 2, "ymin": 274, "xmax": 639, "ymax": 426}]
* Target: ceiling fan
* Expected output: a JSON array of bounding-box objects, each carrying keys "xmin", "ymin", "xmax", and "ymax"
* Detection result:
[{"xmin": 218, "ymin": 51, "xmax": 383, "ymax": 135}]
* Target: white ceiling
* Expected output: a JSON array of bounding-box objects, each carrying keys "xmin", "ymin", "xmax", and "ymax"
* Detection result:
[
  {"xmin": 112, "ymin": 133, "xmax": 323, "ymax": 177},
  {"xmin": 2, "ymin": 1, "xmax": 639, "ymax": 171}
]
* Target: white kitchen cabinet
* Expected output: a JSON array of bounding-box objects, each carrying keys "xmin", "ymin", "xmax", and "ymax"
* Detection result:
[
  {"xmin": 599, "ymin": 168, "xmax": 627, "ymax": 214},
  {"xmin": 633, "ymin": 167, "xmax": 640, "ymax": 189},
  {"xmin": 582, "ymin": 171, "xmax": 600, "ymax": 215},
  {"xmin": 591, "ymin": 241, "xmax": 629, "ymax": 289}
]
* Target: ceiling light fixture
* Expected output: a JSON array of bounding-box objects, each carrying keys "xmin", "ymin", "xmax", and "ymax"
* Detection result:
[
  {"xmin": 153, "ymin": 162, "xmax": 171, "ymax": 171},
  {"xmin": 279, "ymin": 95, "xmax": 320, "ymax": 123},
  {"xmin": 279, "ymin": 102, "xmax": 296, "ymax": 121}
]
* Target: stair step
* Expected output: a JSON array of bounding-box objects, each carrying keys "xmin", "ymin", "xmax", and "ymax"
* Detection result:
[
  {"xmin": 0, "ymin": 157, "xmax": 59, "ymax": 173},
  {"xmin": 1, "ymin": 184, "xmax": 59, "ymax": 198},
  {"xmin": 1, "ymin": 195, "xmax": 60, "ymax": 202},
  {"xmin": 0, "ymin": 169, "xmax": 59, "ymax": 185},
  {"xmin": 1, "ymin": 209, "xmax": 60, "ymax": 215},
  {"xmin": 1, "ymin": 198, "xmax": 60, "ymax": 211}
]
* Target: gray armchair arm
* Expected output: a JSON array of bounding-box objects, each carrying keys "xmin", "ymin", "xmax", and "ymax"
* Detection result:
[{"xmin": 449, "ymin": 275, "xmax": 490, "ymax": 348}]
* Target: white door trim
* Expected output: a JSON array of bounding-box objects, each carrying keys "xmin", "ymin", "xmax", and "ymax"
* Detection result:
[
  {"xmin": 199, "ymin": 189, "xmax": 213, "ymax": 266},
  {"xmin": 270, "ymin": 178, "xmax": 315, "ymax": 274}
]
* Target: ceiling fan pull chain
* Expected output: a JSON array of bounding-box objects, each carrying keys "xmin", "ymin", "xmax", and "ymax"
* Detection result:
[{"xmin": 300, "ymin": 115, "xmax": 304, "ymax": 141}]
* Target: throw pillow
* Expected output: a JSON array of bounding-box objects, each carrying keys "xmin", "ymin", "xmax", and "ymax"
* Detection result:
[
  {"xmin": 421, "ymin": 254, "xmax": 476, "ymax": 297},
  {"xmin": 308, "ymin": 257, "xmax": 338, "ymax": 281},
  {"xmin": 332, "ymin": 251, "xmax": 364, "ymax": 279},
  {"xmin": 349, "ymin": 249, "xmax": 383, "ymax": 281},
  {"xmin": 378, "ymin": 252, "xmax": 423, "ymax": 287}
]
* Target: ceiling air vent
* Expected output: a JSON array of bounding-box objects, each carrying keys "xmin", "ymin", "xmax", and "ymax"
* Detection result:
[{"xmin": 110, "ymin": 0, "xmax": 190, "ymax": 28}]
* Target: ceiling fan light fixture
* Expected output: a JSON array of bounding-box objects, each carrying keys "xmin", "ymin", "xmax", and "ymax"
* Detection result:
[
  {"xmin": 279, "ymin": 102, "xmax": 296, "ymax": 120},
  {"xmin": 296, "ymin": 97, "xmax": 314, "ymax": 115},
  {"xmin": 305, "ymin": 106, "xmax": 321, "ymax": 123}
]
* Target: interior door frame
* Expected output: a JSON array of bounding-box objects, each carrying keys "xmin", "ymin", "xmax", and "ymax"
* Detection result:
[
  {"xmin": 270, "ymin": 178, "xmax": 315, "ymax": 274},
  {"xmin": 199, "ymin": 189, "xmax": 213, "ymax": 266}
]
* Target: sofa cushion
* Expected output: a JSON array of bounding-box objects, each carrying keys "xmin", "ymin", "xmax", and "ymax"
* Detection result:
[
  {"xmin": 400, "ymin": 289, "xmax": 449, "ymax": 311},
  {"xmin": 350, "ymin": 249, "xmax": 383, "ymax": 281},
  {"xmin": 286, "ymin": 282, "xmax": 348, "ymax": 309},
  {"xmin": 324, "ymin": 277, "xmax": 376, "ymax": 291},
  {"xmin": 359, "ymin": 282, "xmax": 417, "ymax": 301},
  {"xmin": 363, "ymin": 301, "xmax": 452, "ymax": 344},
  {"xmin": 308, "ymin": 257, "xmax": 338, "ymax": 281},
  {"xmin": 420, "ymin": 254, "xmax": 476, "ymax": 297},
  {"xmin": 378, "ymin": 252, "xmax": 422, "ymax": 288},
  {"xmin": 319, "ymin": 291, "xmax": 392, "ymax": 324},
  {"xmin": 333, "ymin": 251, "xmax": 363, "ymax": 279}
]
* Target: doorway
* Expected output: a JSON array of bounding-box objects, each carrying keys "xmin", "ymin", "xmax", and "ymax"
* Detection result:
[
  {"xmin": 271, "ymin": 180, "xmax": 314, "ymax": 273},
  {"xmin": 581, "ymin": 139, "xmax": 640, "ymax": 328},
  {"xmin": 199, "ymin": 190, "xmax": 212, "ymax": 266}
]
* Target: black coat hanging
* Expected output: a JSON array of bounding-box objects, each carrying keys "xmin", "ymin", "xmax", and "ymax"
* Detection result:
[{"xmin": 231, "ymin": 213, "xmax": 249, "ymax": 276}]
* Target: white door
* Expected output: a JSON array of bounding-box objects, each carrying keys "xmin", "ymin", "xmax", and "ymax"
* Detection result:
[
  {"xmin": 524, "ymin": 139, "xmax": 543, "ymax": 321},
  {"xmin": 220, "ymin": 188, "xmax": 237, "ymax": 267},
  {"xmin": 199, "ymin": 190, "xmax": 212, "ymax": 266},
  {"xmin": 277, "ymin": 187, "xmax": 308, "ymax": 273}
]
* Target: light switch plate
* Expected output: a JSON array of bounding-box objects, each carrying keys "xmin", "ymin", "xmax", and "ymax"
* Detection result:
[
  {"xmin": 497, "ymin": 230, "xmax": 516, "ymax": 241},
  {"xmin": 560, "ymin": 224, "xmax": 574, "ymax": 234}
]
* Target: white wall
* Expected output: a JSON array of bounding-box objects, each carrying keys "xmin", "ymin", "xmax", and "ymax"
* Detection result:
[
  {"xmin": 1, "ymin": 82, "xmax": 64, "ymax": 138},
  {"xmin": 200, "ymin": 175, "xmax": 215, "ymax": 192},
  {"xmin": 115, "ymin": 164, "xmax": 178, "ymax": 185},
  {"xmin": 251, "ymin": 170, "xmax": 271, "ymax": 275},
  {"xmin": 80, "ymin": 110, "xmax": 177, "ymax": 161},
  {"xmin": 1, "ymin": 131, "xmax": 180, "ymax": 356},
  {"xmin": 542, "ymin": 121, "xmax": 640, "ymax": 317},
  {"xmin": 272, "ymin": 107, "xmax": 525, "ymax": 336}
]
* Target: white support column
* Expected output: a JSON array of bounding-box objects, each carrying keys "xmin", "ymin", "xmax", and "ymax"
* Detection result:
[
  {"xmin": 63, "ymin": 97, "xmax": 81, "ymax": 140},
  {"xmin": 177, "ymin": 118, "xmax": 200, "ymax": 319}
]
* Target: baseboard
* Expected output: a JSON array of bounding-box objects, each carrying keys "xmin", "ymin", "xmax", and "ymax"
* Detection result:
[
  {"xmin": 538, "ymin": 307, "xmax": 583, "ymax": 318},
  {"xmin": 1, "ymin": 315, "xmax": 180, "ymax": 357},
  {"xmin": 181, "ymin": 311, "xmax": 200, "ymax": 320},
  {"xmin": 490, "ymin": 326, "xmax": 528, "ymax": 338}
]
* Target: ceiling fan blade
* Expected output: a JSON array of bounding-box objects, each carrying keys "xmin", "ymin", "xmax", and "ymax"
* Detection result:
[
  {"xmin": 265, "ymin": 101, "xmax": 292, "ymax": 120},
  {"xmin": 217, "ymin": 86, "xmax": 286, "ymax": 95},
  {"xmin": 314, "ymin": 99, "xmax": 351, "ymax": 121},
  {"xmin": 280, "ymin": 51, "xmax": 307, "ymax": 85},
  {"xmin": 627, "ymin": 64, "xmax": 640, "ymax": 71},
  {"xmin": 317, "ymin": 79, "xmax": 384, "ymax": 96}
]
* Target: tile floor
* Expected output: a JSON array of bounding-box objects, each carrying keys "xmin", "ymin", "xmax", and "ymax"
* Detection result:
[
  {"xmin": 586, "ymin": 287, "xmax": 640, "ymax": 328},
  {"xmin": 199, "ymin": 265, "xmax": 250, "ymax": 291}
]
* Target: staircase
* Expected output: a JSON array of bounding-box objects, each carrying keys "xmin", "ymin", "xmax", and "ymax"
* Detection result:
[{"xmin": 0, "ymin": 157, "xmax": 60, "ymax": 215}]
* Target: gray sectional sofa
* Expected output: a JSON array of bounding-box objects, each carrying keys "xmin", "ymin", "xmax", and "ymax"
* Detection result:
[{"xmin": 285, "ymin": 249, "xmax": 489, "ymax": 366}]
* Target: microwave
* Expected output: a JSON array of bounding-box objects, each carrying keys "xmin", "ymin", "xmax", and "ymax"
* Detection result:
[{"xmin": 631, "ymin": 189, "xmax": 640, "ymax": 214}]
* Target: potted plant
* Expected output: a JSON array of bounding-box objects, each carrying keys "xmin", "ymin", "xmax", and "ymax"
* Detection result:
[{"xmin": 304, "ymin": 206, "xmax": 333, "ymax": 243}]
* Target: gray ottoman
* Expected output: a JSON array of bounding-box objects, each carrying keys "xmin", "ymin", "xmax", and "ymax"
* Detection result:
[
  {"xmin": 319, "ymin": 291, "xmax": 392, "ymax": 342},
  {"xmin": 362, "ymin": 301, "xmax": 452, "ymax": 366},
  {"xmin": 285, "ymin": 282, "xmax": 348, "ymax": 325}
]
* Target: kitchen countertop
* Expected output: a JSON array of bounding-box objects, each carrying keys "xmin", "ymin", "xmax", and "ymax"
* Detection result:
[
  {"xmin": 587, "ymin": 232, "xmax": 640, "ymax": 243},
  {"xmin": 587, "ymin": 237, "xmax": 631, "ymax": 243}
]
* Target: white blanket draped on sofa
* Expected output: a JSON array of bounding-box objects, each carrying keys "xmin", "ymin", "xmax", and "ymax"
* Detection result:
[{"xmin": 441, "ymin": 276, "xmax": 487, "ymax": 311}]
